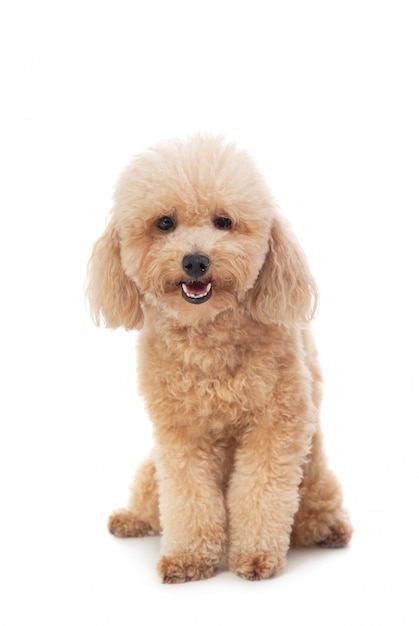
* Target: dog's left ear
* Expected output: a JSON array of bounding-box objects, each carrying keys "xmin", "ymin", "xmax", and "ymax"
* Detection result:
[{"xmin": 246, "ymin": 216, "xmax": 318, "ymax": 324}]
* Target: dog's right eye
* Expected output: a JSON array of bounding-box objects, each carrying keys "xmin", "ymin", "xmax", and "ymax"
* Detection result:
[{"xmin": 156, "ymin": 216, "xmax": 176, "ymax": 232}]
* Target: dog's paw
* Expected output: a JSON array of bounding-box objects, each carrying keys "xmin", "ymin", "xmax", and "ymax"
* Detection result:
[
  {"xmin": 157, "ymin": 554, "xmax": 217, "ymax": 584},
  {"xmin": 291, "ymin": 508, "xmax": 353, "ymax": 548},
  {"xmin": 229, "ymin": 551, "xmax": 284, "ymax": 581},
  {"xmin": 108, "ymin": 509, "xmax": 155, "ymax": 538},
  {"xmin": 316, "ymin": 517, "xmax": 353, "ymax": 548}
]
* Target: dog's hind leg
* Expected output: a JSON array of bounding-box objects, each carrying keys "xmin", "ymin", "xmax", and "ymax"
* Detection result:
[
  {"xmin": 290, "ymin": 430, "xmax": 353, "ymax": 548},
  {"xmin": 108, "ymin": 456, "xmax": 161, "ymax": 537}
]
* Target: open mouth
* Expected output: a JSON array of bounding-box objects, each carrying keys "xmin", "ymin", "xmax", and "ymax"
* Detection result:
[{"xmin": 181, "ymin": 281, "xmax": 212, "ymax": 304}]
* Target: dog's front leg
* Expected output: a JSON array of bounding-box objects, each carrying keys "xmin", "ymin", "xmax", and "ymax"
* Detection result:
[
  {"xmin": 227, "ymin": 420, "xmax": 313, "ymax": 581},
  {"xmin": 155, "ymin": 436, "xmax": 226, "ymax": 584}
]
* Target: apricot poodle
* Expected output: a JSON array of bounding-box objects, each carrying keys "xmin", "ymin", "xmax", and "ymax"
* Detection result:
[{"xmin": 86, "ymin": 134, "xmax": 352, "ymax": 583}]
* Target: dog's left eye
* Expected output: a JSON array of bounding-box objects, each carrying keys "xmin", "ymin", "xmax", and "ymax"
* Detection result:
[
  {"xmin": 214, "ymin": 216, "xmax": 232, "ymax": 230},
  {"xmin": 156, "ymin": 216, "xmax": 176, "ymax": 232}
]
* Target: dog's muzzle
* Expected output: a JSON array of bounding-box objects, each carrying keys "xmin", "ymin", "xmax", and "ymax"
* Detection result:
[{"xmin": 181, "ymin": 254, "xmax": 212, "ymax": 304}]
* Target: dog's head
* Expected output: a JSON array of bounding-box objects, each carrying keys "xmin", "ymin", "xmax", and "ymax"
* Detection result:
[{"xmin": 86, "ymin": 135, "xmax": 317, "ymax": 329}]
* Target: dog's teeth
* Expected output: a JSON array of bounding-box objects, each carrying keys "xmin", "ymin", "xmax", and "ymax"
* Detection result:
[{"xmin": 182, "ymin": 282, "xmax": 212, "ymax": 298}]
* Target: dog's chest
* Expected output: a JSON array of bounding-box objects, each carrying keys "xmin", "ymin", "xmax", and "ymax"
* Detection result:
[{"xmin": 138, "ymin": 321, "xmax": 285, "ymax": 427}]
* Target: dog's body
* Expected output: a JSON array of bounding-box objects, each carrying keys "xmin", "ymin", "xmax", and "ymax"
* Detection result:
[{"xmin": 87, "ymin": 135, "xmax": 352, "ymax": 583}]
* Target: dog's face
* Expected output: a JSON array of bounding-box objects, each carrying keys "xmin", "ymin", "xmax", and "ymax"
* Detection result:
[
  {"xmin": 121, "ymin": 207, "xmax": 271, "ymax": 325},
  {"xmin": 87, "ymin": 135, "xmax": 317, "ymax": 329},
  {"xmin": 116, "ymin": 140, "xmax": 274, "ymax": 324}
]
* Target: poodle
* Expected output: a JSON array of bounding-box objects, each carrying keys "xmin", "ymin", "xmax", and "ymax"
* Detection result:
[{"xmin": 86, "ymin": 134, "xmax": 352, "ymax": 583}]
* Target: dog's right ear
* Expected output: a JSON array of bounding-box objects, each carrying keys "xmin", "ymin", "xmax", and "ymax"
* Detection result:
[{"xmin": 86, "ymin": 220, "xmax": 143, "ymax": 330}]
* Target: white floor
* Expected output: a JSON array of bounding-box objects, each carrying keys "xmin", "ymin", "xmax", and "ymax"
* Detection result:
[{"xmin": 2, "ymin": 2, "xmax": 418, "ymax": 624}]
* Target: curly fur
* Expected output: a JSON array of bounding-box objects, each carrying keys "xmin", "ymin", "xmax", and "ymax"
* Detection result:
[{"xmin": 86, "ymin": 134, "xmax": 352, "ymax": 583}]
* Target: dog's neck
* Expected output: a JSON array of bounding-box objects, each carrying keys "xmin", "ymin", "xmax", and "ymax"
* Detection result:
[{"xmin": 142, "ymin": 303, "xmax": 264, "ymax": 347}]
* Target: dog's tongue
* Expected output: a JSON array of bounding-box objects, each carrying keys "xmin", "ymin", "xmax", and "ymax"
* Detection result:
[{"xmin": 186, "ymin": 281, "xmax": 208, "ymax": 295}]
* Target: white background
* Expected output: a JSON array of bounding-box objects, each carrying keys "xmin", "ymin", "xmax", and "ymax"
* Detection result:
[{"xmin": 1, "ymin": 1, "xmax": 418, "ymax": 624}]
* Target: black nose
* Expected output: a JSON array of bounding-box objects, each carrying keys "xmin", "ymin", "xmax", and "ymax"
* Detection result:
[{"xmin": 182, "ymin": 254, "xmax": 210, "ymax": 279}]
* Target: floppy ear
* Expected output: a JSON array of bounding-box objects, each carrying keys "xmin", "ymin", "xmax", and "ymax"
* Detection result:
[
  {"xmin": 86, "ymin": 220, "xmax": 143, "ymax": 330},
  {"xmin": 246, "ymin": 216, "xmax": 318, "ymax": 324}
]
